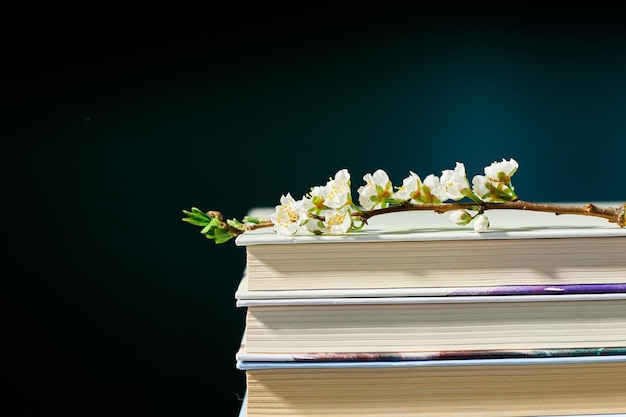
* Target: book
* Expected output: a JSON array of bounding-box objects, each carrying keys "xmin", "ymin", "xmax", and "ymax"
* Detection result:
[
  {"xmin": 238, "ymin": 293, "xmax": 626, "ymax": 355},
  {"xmin": 236, "ymin": 204, "xmax": 626, "ymax": 295},
  {"xmin": 237, "ymin": 355, "xmax": 626, "ymax": 417}
]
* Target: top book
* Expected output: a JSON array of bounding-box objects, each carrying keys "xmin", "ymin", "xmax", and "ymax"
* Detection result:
[{"xmin": 235, "ymin": 203, "xmax": 626, "ymax": 295}]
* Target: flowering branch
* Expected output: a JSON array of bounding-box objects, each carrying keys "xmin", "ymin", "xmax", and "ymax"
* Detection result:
[{"xmin": 182, "ymin": 158, "xmax": 626, "ymax": 244}]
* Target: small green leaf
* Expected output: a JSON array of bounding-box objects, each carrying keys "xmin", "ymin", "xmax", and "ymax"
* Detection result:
[
  {"xmin": 198, "ymin": 216, "xmax": 236, "ymax": 244},
  {"xmin": 227, "ymin": 218, "xmax": 245, "ymax": 231},
  {"xmin": 200, "ymin": 217, "xmax": 223, "ymax": 235},
  {"xmin": 242, "ymin": 216, "xmax": 261, "ymax": 224},
  {"xmin": 182, "ymin": 208, "xmax": 212, "ymax": 226},
  {"xmin": 183, "ymin": 217, "xmax": 210, "ymax": 227},
  {"xmin": 212, "ymin": 227, "xmax": 235, "ymax": 244}
]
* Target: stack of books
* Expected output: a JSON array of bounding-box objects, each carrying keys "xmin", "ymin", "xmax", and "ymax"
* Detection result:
[{"xmin": 233, "ymin": 205, "xmax": 626, "ymax": 416}]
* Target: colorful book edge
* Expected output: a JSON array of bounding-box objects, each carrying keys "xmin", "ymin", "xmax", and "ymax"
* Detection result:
[
  {"xmin": 235, "ymin": 344, "xmax": 626, "ymax": 363},
  {"xmin": 236, "ymin": 353, "xmax": 626, "ymax": 370}
]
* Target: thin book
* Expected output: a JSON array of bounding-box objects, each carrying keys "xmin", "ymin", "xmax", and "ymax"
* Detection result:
[
  {"xmin": 236, "ymin": 203, "xmax": 626, "ymax": 296},
  {"xmin": 238, "ymin": 292, "xmax": 626, "ymax": 355}
]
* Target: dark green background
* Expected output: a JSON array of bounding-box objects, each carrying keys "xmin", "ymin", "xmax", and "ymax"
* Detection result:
[{"xmin": 4, "ymin": 5, "xmax": 626, "ymax": 416}]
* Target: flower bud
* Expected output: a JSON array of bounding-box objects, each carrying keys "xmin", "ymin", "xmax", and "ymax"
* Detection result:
[
  {"xmin": 449, "ymin": 210, "xmax": 472, "ymax": 226},
  {"xmin": 473, "ymin": 214, "xmax": 490, "ymax": 232}
]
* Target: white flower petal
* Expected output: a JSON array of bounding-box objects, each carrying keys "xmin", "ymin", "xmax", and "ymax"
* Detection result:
[
  {"xmin": 484, "ymin": 158, "xmax": 519, "ymax": 182},
  {"xmin": 324, "ymin": 207, "xmax": 353, "ymax": 235},
  {"xmin": 449, "ymin": 210, "xmax": 471, "ymax": 226},
  {"xmin": 471, "ymin": 175, "xmax": 492, "ymax": 201},
  {"xmin": 439, "ymin": 162, "xmax": 470, "ymax": 200},
  {"xmin": 473, "ymin": 214, "xmax": 490, "ymax": 232},
  {"xmin": 393, "ymin": 171, "xmax": 420, "ymax": 201},
  {"xmin": 270, "ymin": 193, "xmax": 309, "ymax": 236}
]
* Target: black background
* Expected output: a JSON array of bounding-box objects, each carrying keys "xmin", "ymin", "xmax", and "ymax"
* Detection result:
[{"xmin": 3, "ymin": 4, "xmax": 626, "ymax": 416}]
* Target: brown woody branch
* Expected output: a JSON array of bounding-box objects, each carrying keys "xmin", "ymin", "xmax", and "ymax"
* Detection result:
[
  {"xmin": 356, "ymin": 200, "xmax": 625, "ymax": 228},
  {"xmin": 241, "ymin": 201, "xmax": 626, "ymax": 232}
]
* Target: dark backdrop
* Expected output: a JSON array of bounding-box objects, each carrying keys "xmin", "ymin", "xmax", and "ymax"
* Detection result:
[{"xmin": 4, "ymin": 5, "xmax": 626, "ymax": 417}]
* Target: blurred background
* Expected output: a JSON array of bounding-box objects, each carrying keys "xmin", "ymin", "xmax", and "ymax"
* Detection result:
[{"xmin": 3, "ymin": 4, "xmax": 626, "ymax": 416}]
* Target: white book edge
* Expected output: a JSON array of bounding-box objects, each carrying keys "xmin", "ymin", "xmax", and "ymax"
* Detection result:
[
  {"xmin": 236, "ymin": 292, "xmax": 626, "ymax": 307},
  {"xmin": 236, "ymin": 286, "xmax": 481, "ymax": 299}
]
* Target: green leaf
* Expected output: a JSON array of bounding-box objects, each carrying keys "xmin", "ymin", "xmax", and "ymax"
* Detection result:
[
  {"xmin": 182, "ymin": 208, "xmax": 212, "ymax": 226},
  {"xmin": 242, "ymin": 216, "xmax": 261, "ymax": 224},
  {"xmin": 227, "ymin": 218, "xmax": 245, "ymax": 231},
  {"xmin": 183, "ymin": 217, "xmax": 210, "ymax": 226},
  {"xmin": 211, "ymin": 227, "xmax": 235, "ymax": 244},
  {"xmin": 200, "ymin": 217, "xmax": 223, "ymax": 235},
  {"xmin": 198, "ymin": 217, "xmax": 236, "ymax": 244}
]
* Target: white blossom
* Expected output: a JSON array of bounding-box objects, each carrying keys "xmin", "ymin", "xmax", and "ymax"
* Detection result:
[
  {"xmin": 357, "ymin": 169, "xmax": 392, "ymax": 210},
  {"xmin": 298, "ymin": 195, "xmax": 315, "ymax": 212},
  {"xmin": 267, "ymin": 159, "xmax": 516, "ymax": 237},
  {"xmin": 484, "ymin": 158, "xmax": 519, "ymax": 183},
  {"xmin": 473, "ymin": 214, "xmax": 490, "ymax": 232},
  {"xmin": 471, "ymin": 175, "xmax": 492, "ymax": 201},
  {"xmin": 439, "ymin": 162, "xmax": 471, "ymax": 201},
  {"xmin": 424, "ymin": 174, "xmax": 448, "ymax": 202},
  {"xmin": 270, "ymin": 193, "xmax": 310, "ymax": 236},
  {"xmin": 394, "ymin": 171, "xmax": 446, "ymax": 204},
  {"xmin": 472, "ymin": 158, "xmax": 519, "ymax": 202},
  {"xmin": 323, "ymin": 206, "xmax": 353, "ymax": 235},
  {"xmin": 323, "ymin": 169, "xmax": 352, "ymax": 209},
  {"xmin": 307, "ymin": 185, "xmax": 327, "ymax": 212},
  {"xmin": 393, "ymin": 171, "xmax": 420, "ymax": 202}
]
